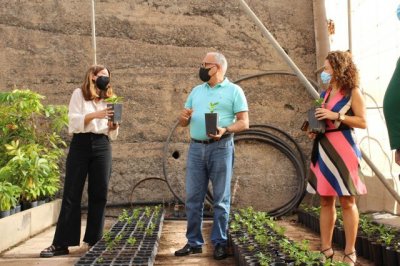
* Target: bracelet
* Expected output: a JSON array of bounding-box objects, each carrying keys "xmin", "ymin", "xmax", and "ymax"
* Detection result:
[{"xmin": 337, "ymin": 112, "xmax": 340, "ymax": 120}]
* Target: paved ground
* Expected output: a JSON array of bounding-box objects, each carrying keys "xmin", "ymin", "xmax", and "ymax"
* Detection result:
[
  {"xmin": 155, "ymin": 220, "xmax": 234, "ymax": 266},
  {"xmin": 0, "ymin": 219, "xmax": 113, "ymax": 266}
]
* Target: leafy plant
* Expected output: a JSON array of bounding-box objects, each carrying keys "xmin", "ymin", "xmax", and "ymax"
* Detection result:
[
  {"xmin": 132, "ymin": 208, "xmax": 141, "ymax": 220},
  {"xmin": 256, "ymin": 252, "xmax": 272, "ymax": 266},
  {"xmin": 0, "ymin": 181, "xmax": 21, "ymax": 211},
  {"xmin": 118, "ymin": 209, "xmax": 129, "ymax": 222},
  {"xmin": 314, "ymin": 97, "xmax": 324, "ymax": 107},
  {"xmin": 103, "ymin": 231, "xmax": 112, "ymax": 243},
  {"xmin": 104, "ymin": 95, "xmax": 124, "ymax": 104},
  {"xmin": 127, "ymin": 237, "xmax": 137, "ymax": 246},
  {"xmin": 137, "ymin": 220, "xmax": 145, "ymax": 229},
  {"xmin": 144, "ymin": 206, "xmax": 152, "ymax": 217},
  {"xmin": 0, "ymin": 89, "xmax": 68, "ymax": 203},
  {"xmin": 208, "ymin": 102, "xmax": 219, "ymax": 113}
]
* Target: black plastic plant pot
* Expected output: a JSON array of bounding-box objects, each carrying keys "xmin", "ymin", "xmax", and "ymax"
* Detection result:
[
  {"xmin": 0, "ymin": 210, "xmax": 10, "ymax": 218},
  {"xmin": 205, "ymin": 113, "xmax": 218, "ymax": 135},
  {"xmin": 107, "ymin": 103, "xmax": 122, "ymax": 124},
  {"xmin": 307, "ymin": 106, "xmax": 325, "ymax": 133},
  {"xmin": 385, "ymin": 246, "xmax": 398, "ymax": 266}
]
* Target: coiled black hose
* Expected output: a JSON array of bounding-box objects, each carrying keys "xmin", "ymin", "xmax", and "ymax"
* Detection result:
[
  {"xmin": 234, "ymin": 127, "xmax": 307, "ymax": 217},
  {"xmin": 162, "ymin": 124, "xmax": 308, "ymax": 217}
]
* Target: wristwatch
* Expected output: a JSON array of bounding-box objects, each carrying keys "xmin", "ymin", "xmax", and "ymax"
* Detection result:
[{"xmin": 337, "ymin": 113, "xmax": 345, "ymax": 122}]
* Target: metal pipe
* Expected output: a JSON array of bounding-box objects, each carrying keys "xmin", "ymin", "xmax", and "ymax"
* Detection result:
[
  {"xmin": 237, "ymin": 0, "xmax": 400, "ymax": 204},
  {"xmin": 91, "ymin": 0, "xmax": 97, "ymax": 65},
  {"xmin": 361, "ymin": 150, "xmax": 400, "ymax": 203},
  {"xmin": 347, "ymin": 0, "xmax": 352, "ymax": 52},
  {"xmin": 237, "ymin": 0, "xmax": 319, "ymax": 99}
]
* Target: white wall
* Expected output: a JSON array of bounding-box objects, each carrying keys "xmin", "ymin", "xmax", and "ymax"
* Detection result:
[{"xmin": 325, "ymin": 0, "xmax": 400, "ymax": 213}]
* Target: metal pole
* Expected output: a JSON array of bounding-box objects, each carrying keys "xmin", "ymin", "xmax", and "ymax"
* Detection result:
[
  {"xmin": 237, "ymin": 0, "xmax": 400, "ymax": 203},
  {"xmin": 347, "ymin": 0, "xmax": 352, "ymax": 52},
  {"xmin": 91, "ymin": 0, "xmax": 97, "ymax": 65},
  {"xmin": 237, "ymin": 0, "xmax": 319, "ymax": 99},
  {"xmin": 361, "ymin": 150, "xmax": 400, "ymax": 203}
]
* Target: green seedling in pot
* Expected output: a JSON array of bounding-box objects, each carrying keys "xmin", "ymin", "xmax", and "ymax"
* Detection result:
[
  {"xmin": 104, "ymin": 95, "xmax": 124, "ymax": 104},
  {"xmin": 127, "ymin": 237, "xmax": 137, "ymax": 246},
  {"xmin": 314, "ymin": 98, "xmax": 324, "ymax": 107},
  {"xmin": 208, "ymin": 102, "xmax": 219, "ymax": 113}
]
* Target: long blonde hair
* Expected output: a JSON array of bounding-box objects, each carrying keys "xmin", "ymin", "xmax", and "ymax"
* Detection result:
[{"xmin": 81, "ymin": 65, "xmax": 113, "ymax": 101}]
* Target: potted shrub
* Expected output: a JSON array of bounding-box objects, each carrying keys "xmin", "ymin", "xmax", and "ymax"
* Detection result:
[
  {"xmin": 0, "ymin": 89, "xmax": 68, "ymax": 210},
  {"xmin": 205, "ymin": 102, "xmax": 219, "ymax": 135},
  {"xmin": 104, "ymin": 95, "xmax": 123, "ymax": 124},
  {"xmin": 0, "ymin": 181, "xmax": 20, "ymax": 218}
]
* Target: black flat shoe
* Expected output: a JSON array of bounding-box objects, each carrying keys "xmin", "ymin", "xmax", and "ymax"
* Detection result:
[
  {"xmin": 40, "ymin": 245, "xmax": 69, "ymax": 258},
  {"xmin": 174, "ymin": 243, "xmax": 202, "ymax": 256},
  {"xmin": 214, "ymin": 244, "xmax": 228, "ymax": 260}
]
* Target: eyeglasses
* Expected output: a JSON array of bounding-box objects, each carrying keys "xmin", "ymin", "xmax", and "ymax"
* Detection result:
[{"xmin": 201, "ymin": 62, "xmax": 218, "ymax": 68}]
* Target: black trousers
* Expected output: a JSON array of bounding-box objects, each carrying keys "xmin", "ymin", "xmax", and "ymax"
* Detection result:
[{"xmin": 53, "ymin": 133, "xmax": 112, "ymax": 247}]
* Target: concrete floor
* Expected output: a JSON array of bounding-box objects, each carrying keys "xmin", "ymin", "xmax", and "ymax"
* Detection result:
[{"xmin": 0, "ymin": 219, "xmax": 100, "ymax": 266}]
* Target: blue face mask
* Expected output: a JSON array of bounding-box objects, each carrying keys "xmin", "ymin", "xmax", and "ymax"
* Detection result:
[
  {"xmin": 397, "ymin": 4, "xmax": 400, "ymax": 20},
  {"xmin": 320, "ymin": 71, "xmax": 332, "ymax": 84}
]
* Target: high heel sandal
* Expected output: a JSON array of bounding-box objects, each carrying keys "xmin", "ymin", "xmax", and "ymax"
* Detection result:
[
  {"xmin": 320, "ymin": 247, "xmax": 334, "ymax": 261},
  {"xmin": 343, "ymin": 250, "xmax": 356, "ymax": 266}
]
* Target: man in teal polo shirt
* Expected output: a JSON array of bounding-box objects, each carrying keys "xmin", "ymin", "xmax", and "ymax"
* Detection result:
[{"xmin": 175, "ymin": 52, "xmax": 249, "ymax": 260}]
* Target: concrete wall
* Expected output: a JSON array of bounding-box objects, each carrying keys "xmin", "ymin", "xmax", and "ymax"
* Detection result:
[
  {"xmin": 0, "ymin": 1, "xmax": 316, "ymax": 210},
  {"xmin": 0, "ymin": 200, "xmax": 61, "ymax": 253}
]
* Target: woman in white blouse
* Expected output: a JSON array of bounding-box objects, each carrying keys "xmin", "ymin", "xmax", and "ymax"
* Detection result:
[{"xmin": 40, "ymin": 65, "xmax": 119, "ymax": 258}]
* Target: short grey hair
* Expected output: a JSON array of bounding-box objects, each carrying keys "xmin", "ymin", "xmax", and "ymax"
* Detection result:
[{"xmin": 208, "ymin": 52, "xmax": 228, "ymax": 75}]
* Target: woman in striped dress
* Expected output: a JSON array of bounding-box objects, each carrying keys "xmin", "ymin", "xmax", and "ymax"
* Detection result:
[{"xmin": 307, "ymin": 51, "xmax": 367, "ymax": 266}]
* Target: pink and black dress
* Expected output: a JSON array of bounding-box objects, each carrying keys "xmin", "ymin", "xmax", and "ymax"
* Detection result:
[{"xmin": 307, "ymin": 88, "xmax": 367, "ymax": 196}]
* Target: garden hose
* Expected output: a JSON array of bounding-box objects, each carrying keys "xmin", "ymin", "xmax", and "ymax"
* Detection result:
[
  {"xmin": 162, "ymin": 125, "xmax": 307, "ymax": 217},
  {"xmin": 232, "ymin": 129, "xmax": 306, "ymax": 217}
]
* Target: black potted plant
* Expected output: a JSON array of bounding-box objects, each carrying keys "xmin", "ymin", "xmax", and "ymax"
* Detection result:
[
  {"xmin": 105, "ymin": 95, "xmax": 123, "ymax": 124},
  {"xmin": 307, "ymin": 98, "xmax": 326, "ymax": 133},
  {"xmin": 205, "ymin": 102, "xmax": 219, "ymax": 135}
]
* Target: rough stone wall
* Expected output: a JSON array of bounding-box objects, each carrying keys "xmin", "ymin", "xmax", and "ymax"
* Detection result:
[{"xmin": 0, "ymin": 0, "xmax": 316, "ymax": 210}]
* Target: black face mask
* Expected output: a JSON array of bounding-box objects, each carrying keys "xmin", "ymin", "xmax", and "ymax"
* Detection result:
[
  {"xmin": 199, "ymin": 67, "xmax": 211, "ymax": 82},
  {"xmin": 95, "ymin": 76, "xmax": 110, "ymax": 91}
]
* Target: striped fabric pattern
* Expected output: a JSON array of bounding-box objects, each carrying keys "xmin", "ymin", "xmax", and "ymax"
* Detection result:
[{"xmin": 307, "ymin": 89, "xmax": 367, "ymax": 196}]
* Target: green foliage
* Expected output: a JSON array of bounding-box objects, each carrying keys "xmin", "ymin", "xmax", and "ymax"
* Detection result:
[
  {"xmin": 314, "ymin": 98, "xmax": 324, "ymax": 107},
  {"xmin": 0, "ymin": 181, "xmax": 21, "ymax": 211},
  {"xmin": 127, "ymin": 237, "xmax": 137, "ymax": 246},
  {"xmin": 144, "ymin": 206, "xmax": 152, "ymax": 217},
  {"xmin": 0, "ymin": 89, "xmax": 68, "ymax": 203},
  {"xmin": 208, "ymin": 102, "xmax": 219, "ymax": 113},
  {"xmin": 104, "ymin": 95, "xmax": 124, "ymax": 104},
  {"xmin": 230, "ymin": 207, "xmax": 347, "ymax": 266},
  {"xmin": 118, "ymin": 209, "xmax": 129, "ymax": 222}
]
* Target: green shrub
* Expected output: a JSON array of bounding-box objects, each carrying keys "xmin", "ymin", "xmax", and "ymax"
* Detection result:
[{"xmin": 0, "ymin": 89, "xmax": 68, "ymax": 202}]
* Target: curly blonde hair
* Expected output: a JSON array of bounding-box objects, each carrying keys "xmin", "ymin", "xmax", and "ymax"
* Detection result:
[{"xmin": 326, "ymin": 50, "xmax": 359, "ymax": 95}]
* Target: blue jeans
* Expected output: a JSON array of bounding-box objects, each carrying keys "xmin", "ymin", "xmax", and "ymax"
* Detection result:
[{"xmin": 185, "ymin": 136, "xmax": 234, "ymax": 247}]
